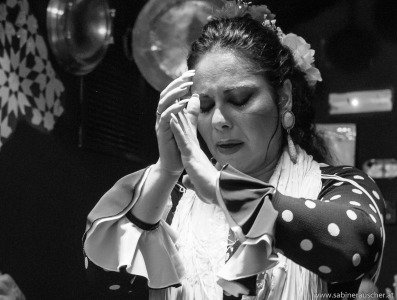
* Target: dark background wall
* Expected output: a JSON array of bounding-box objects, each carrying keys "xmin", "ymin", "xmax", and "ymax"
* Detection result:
[{"xmin": 0, "ymin": 0, "xmax": 396, "ymax": 299}]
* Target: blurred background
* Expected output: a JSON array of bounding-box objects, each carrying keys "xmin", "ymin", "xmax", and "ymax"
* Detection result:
[{"xmin": 0, "ymin": 0, "xmax": 396, "ymax": 298}]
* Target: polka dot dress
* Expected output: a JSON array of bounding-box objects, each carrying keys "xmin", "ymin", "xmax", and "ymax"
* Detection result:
[
  {"xmin": 272, "ymin": 165, "xmax": 385, "ymax": 286},
  {"xmin": 83, "ymin": 165, "xmax": 386, "ymax": 298}
]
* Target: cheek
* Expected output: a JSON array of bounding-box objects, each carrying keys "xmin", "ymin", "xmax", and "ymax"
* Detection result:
[{"xmin": 241, "ymin": 114, "xmax": 279, "ymax": 145}]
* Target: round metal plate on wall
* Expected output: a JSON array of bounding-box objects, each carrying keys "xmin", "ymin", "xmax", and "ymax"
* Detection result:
[
  {"xmin": 132, "ymin": 0, "xmax": 223, "ymax": 92},
  {"xmin": 47, "ymin": 0, "xmax": 115, "ymax": 76}
]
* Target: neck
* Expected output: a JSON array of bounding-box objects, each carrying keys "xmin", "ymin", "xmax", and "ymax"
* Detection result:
[{"xmin": 247, "ymin": 149, "xmax": 282, "ymax": 182}]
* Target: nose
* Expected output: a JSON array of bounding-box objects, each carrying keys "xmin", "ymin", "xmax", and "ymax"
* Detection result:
[{"xmin": 212, "ymin": 106, "xmax": 232, "ymax": 131}]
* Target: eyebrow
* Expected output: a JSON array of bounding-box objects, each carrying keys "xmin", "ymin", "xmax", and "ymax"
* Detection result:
[
  {"xmin": 224, "ymin": 84, "xmax": 256, "ymax": 94},
  {"xmin": 198, "ymin": 84, "xmax": 257, "ymax": 98}
]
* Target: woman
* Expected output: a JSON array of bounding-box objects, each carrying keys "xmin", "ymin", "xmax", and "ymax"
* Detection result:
[{"xmin": 83, "ymin": 2, "xmax": 385, "ymax": 299}]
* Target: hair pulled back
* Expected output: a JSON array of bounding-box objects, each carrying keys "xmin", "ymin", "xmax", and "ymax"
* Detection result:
[{"xmin": 187, "ymin": 14, "xmax": 328, "ymax": 162}]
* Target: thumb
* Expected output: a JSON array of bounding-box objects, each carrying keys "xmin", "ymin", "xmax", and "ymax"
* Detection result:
[{"xmin": 186, "ymin": 94, "xmax": 200, "ymax": 130}]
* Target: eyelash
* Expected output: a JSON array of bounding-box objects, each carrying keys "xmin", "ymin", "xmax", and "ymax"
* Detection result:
[{"xmin": 200, "ymin": 96, "xmax": 250, "ymax": 114}]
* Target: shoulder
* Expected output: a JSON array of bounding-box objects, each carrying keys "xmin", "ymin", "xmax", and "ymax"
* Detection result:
[
  {"xmin": 318, "ymin": 163, "xmax": 386, "ymax": 214},
  {"xmin": 320, "ymin": 164, "xmax": 369, "ymax": 178},
  {"xmin": 319, "ymin": 164, "xmax": 378, "ymax": 188}
]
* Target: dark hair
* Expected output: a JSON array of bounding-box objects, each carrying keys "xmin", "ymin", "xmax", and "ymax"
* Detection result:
[{"xmin": 187, "ymin": 14, "xmax": 329, "ymax": 163}]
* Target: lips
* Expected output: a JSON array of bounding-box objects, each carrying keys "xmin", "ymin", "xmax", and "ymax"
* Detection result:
[{"xmin": 216, "ymin": 140, "xmax": 244, "ymax": 155}]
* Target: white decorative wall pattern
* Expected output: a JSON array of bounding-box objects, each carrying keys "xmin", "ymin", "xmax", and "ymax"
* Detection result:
[{"xmin": 0, "ymin": 0, "xmax": 64, "ymax": 149}]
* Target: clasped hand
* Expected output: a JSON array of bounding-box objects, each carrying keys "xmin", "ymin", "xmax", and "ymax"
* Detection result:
[{"xmin": 156, "ymin": 71, "xmax": 218, "ymax": 204}]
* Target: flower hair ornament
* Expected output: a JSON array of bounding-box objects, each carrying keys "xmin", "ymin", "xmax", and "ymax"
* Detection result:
[{"xmin": 221, "ymin": 0, "xmax": 322, "ymax": 87}]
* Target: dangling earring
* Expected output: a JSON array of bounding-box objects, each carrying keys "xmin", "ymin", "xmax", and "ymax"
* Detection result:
[{"xmin": 281, "ymin": 110, "xmax": 298, "ymax": 164}]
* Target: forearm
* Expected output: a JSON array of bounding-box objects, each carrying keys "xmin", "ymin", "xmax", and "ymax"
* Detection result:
[
  {"xmin": 130, "ymin": 160, "xmax": 181, "ymax": 224},
  {"xmin": 272, "ymin": 192, "xmax": 382, "ymax": 282}
]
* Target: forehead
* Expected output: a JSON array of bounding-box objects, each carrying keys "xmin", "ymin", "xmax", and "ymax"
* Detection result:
[{"xmin": 192, "ymin": 51, "xmax": 262, "ymax": 91}]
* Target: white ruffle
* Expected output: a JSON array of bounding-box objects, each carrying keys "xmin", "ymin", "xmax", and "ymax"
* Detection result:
[
  {"xmin": 85, "ymin": 216, "xmax": 185, "ymax": 289},
  {"xmin": 217, "ymin": 234, "xmax": 278, "ymax": 281},
  {"xmin": 84, "ymin": 166, "xmax": 186, "ymax": 289}
]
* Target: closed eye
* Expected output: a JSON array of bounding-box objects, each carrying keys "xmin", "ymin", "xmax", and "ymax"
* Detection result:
[
  {"xmin": 200, "ymin": 99, "xmax": 214, "ymax": 114},
  {"xmin": 229, "ymin": 94, "xmax": 251, "ymax": 108}
]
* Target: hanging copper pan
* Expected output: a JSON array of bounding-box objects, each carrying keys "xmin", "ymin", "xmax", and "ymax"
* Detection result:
[
  {"xmin": 47, "ymin": 0, "xmax": 115, "ymax": 75},
  {"xmin": 132, "ymin": 0, "xmax": 223, "ymax": 91}
]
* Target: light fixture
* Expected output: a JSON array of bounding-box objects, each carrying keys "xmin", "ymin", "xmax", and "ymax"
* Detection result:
[{"xmin": 329, "ymin": 89, "xmax": 393, "ymax": 114}]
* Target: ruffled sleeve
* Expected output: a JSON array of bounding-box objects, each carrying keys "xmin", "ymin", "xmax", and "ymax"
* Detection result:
[
  {"xmin": 83, "ymin": 166, "xmax": 185, "ymax": 292},
  {"xmin": 215, "ymin": 164, "xmax": 279, "ymax": 295}
]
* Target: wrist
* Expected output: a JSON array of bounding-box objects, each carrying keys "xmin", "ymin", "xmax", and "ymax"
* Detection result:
[{"xmin": 155, "ymin": 160, "xmax": 183, "ymax": 177}]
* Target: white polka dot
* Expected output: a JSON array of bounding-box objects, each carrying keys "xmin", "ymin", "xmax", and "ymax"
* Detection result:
[
  {"xmin": 352, "ymin": 189, "xmax": 363, "ymax": 194},
  {"xmin": 354, "ymin": 175, "xmax": 364, "ymax": 180},
  {"xmin": 374, "ymin": 252, "xmax": 379, "ymax": 262},
  {"xmin": 300, "ymin": 239, "xmax": 313, "ymax": 251},
  {"xmin": 85, "ymin": 257, "xmax": 88, "ymax": 269},
  {"xmin": 330, "ymin": 195, "xmax": 341, "ymax": 200},
  {"xmin": 372, "ymin": 190, "xmax": 380, "ymax": 200},
  {"xmin": 109, "ymin": 285, "xmax": 120, "ymax": 290},
  {"xmin": 367, "ymin": 234, "xmax": 375, "ymax": 245},
  {"xmin": 282, "ymin": 210, "xmax": 293, "ymax": 222},
  {"xmin": 333, "ymin": 182, "xmax": 343, "ymax": 186},
  {"xmin": 305, "ymin": 200, "xmax": 316, "ymax": 209},
  {"xmin": 319, "ymin": 266, "xmax": 332, "ymax": 274},
  {"xmin": 355, "ymin": 273, "xmax": 365, "ymax": 280},
  {"xmin": 369, "ymin": 204, "xmax": 377, "ymax": 213},
  {"xmin": 370, "ymin": 214, "xmax": 377, "ymax": 223},
  {"xmin": 328, "ymin": 223, "xmax": 340, "ymax": 236},
  {"xmin": 346, "ymin": 210, "xmax": 357, "ymax": 220},
  {"xmin": 349, "ymin": 201, "xmax": 361, "ymax": 206},
  {"xmin": 352, "ymin": 253, "xmax": 361, "ymax": 266}
]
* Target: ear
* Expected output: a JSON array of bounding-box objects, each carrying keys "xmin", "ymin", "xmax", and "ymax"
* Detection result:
[{"xmin": 277, "ymin": 79, "xmax": 293, "ymax": 113}]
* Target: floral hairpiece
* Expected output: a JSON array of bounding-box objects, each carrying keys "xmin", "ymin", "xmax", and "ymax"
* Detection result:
[{"xmin": 220, "ymin": 0, "xmax": 322, "ymax": 86}]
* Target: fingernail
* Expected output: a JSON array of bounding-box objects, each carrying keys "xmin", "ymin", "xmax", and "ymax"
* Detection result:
[
  {"xmin": 182, "ymin": 70, "xmax": 195, "ymax": 78},
  {"xmin": 191, "ymin": 93, "xmax": 199, "ymax": 99},
  {"xmin": 170, "ymin": 113, "xmax": 178, "ymax": 123}
]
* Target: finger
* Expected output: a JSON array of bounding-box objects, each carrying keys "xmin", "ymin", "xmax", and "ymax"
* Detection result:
[
  {"xmin": 178, "ymin": 111, "xmax": 191, "ymax": 136},
  {"xmin": 180, "ymin": 109, "xmax": 199, "ymax": 142},
  {"xmin": 157, "ymin": 99, "xmax": 189, "ymax": 124},
  {"xmin": 170, "ymin": 113, "xmax": 189, "ymax": 151},
  {"xmin": 186, "ymin": 93, "xmax": 200, "ymax": 129},
  {"xmin": 160, "ymin": 70, "xmax": 195, "ymax": 98},
  {"xmin": 158, "ymin": 81, "xmax": 193, "ymax": 113}
]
